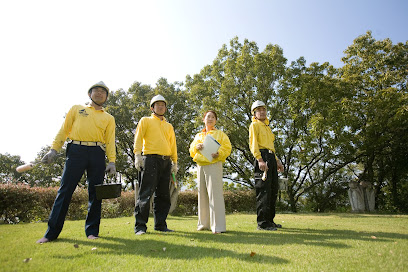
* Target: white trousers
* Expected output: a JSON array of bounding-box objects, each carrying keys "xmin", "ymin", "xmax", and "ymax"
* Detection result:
[{"xmin": 197, "ymin": 161, "xmax": 226, "ymax": 233}]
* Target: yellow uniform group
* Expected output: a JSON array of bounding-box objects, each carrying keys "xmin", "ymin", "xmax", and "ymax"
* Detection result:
[{"xmin": 36, "ymin": 83, "xmax": 281, "ymax": 243}]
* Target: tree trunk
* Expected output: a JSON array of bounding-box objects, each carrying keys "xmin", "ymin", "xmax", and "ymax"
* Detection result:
[{"xmin": 288, "ymin": 189, "xmax": 297, "ymax": 212}]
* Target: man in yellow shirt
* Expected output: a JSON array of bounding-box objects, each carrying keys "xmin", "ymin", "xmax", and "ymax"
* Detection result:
[
  {"xmin": 133, "ymin": 95, "xmax": 178, "ymax": 235},
  {"xmin": 249, "ymin": 101, "xmax": 284, "ymax": 231},
  {"xmin": 36, "ymin": 81, "xmax": 116, "ymax": 243}
]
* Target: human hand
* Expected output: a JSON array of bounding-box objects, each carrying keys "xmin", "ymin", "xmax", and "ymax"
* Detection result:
[
  {"xmin": 41, "ymin": 149, "xmax": 57, "ymax": 164},
  {"xmin": 171, "ymin": 162, "xmax": 178, "ymax": 174},
  {"xmin": 258, "ymin": 160, "xmax": 268, "ymax": 172},
  {"xmin": 105, "ymin": 162, "xmax": 116, "ymax": 176},
  {"xmin": 277, "ymin": 159, "xmax": 284, "ymax": 173},
  {"xmin": 134, "ymin": 154, "xmax": 144, "ymax": 171},
  {"xmin": 211, "ymin": 152, "xmax": 219, "ymax": 158},
  {"xmin": 196, "ymin": 143, "xmax": 204, "ymax": 150}
]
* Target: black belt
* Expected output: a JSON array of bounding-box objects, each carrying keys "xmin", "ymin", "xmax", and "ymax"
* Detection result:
[
  {"xmin": 259, "ymin": 149, "xmax": 274, "ymax": 154},
  {"xmin": 144, "ymin": 154, "xmax": 171, "ymax": 160},
  {"xmin": 259, "ymin": 149, "xmax": 275, "ymax": 159}
]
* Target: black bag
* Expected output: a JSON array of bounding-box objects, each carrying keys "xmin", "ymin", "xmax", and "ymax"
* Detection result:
[{"xmin": 95, "ymin": 174, "xmax": 122, "ymax": 200}]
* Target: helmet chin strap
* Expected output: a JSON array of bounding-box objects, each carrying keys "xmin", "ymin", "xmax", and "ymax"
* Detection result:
[
  {"xmin": 91, "ymin": 98, "xmax": 104, "ymax": 107},
  {"xmin": 153, "ymin": 110, "xmax": 165, "ymax": 117}
]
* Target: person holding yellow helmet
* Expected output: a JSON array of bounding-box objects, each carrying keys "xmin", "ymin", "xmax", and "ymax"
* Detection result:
[
  {"xmin": 36, "ymin": 81, "xmax": 116, "ymax": 243},
  {"xmin": 133, "ymin": 94, "xmax": 178, "ymax": 235},
  {"xmin": 249, "ymin": 100, "xmax": 284, "ymax": 231}
]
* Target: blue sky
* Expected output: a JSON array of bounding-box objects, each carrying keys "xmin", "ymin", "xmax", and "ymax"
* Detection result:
[{"xmin": 0, "ymin": 0, "xmax": 407, "ymax": 163}]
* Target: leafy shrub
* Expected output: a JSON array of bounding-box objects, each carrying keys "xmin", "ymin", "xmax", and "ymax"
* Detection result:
[
  {"xmin": 224, "ymin": 190, "xmax": 256, "ymax": 213},
  {"xmin": 172, "ymin": 190, "xmax": 197, "ymax": 215},
  {"xmin": 0, "ymin": 184, "xmax": 38, "ymax": 223},
  {"xmin": 101, "ymin": 191, "xmax": 135, "ymax": 218},
  {"xmin": 1, "ymin": 185, "xmax": 266, "ymax": 224}
]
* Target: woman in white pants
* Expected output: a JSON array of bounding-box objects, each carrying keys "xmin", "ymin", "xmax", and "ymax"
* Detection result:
[{"xmin": 189, "ymin": 110, "xmax": 232, "ymax": 234}]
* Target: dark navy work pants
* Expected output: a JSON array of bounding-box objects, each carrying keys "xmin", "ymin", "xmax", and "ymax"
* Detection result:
[
  {"xmin": 44, "ymin": 143, "xmax": 105, "ymax": 240},
  {"xmin": 254, "ymin": 149, "xmax": 279, "ymax": 229},
  {"xmin": 134, "ymin": 155, "xmax": 171, "ymax": 232}
]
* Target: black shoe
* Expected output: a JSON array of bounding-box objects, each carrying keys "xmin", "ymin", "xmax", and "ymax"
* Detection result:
[
  {"xmin": 257, "ymin": 226, "xmax": 277, "ymax": 231},
  {"xmin": 135, "ymin": 230, "xmax": 146, "ymax": 235},
  {"xmin": 155, "ymin": 228, "xmax": 174, "ymax": 232},
  {"xmin": 272, "ymin": 222, "xmax": 282, "ymax": 228}
]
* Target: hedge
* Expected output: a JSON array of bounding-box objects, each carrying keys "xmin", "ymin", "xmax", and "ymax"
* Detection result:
[{"xmin": 0, "ymin": 184, "xmax": 256, "ymax": 223}]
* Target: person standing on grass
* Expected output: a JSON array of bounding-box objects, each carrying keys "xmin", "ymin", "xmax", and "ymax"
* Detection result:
[
  {"xmin": 249, "ymin": 101, "xmax": 284, "ymax": 231},
  {"xmin": 189, "ymin": 110, "xmax": 232, "ymax": 234},
  {"xmin": 36, "ymin": 81, "xmax": 116, "ymax": 243},
  {"xmin": 133, "ymin": 94, "xmax": 178, "ymax": 235}
]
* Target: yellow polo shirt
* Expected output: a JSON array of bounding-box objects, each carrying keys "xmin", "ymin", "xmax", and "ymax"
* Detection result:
[
  {"xmin": 189, "ymin": 128, "xmax": 232, "ymax": 166},
  {"xmin": 133, "ymin": 114, "xmax": 177, "ymax": 163},
  {"xmin": 51, "ymin": 104, "xmax": 116, "ymax": 162},
  {"xmin": 249, "ymin": 116, "xmax": 276, "ymax": 160}
]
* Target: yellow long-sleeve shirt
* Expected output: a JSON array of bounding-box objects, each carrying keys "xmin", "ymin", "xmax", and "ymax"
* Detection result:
[
  {"xmin": 133, "ymin": 114, "xmax": 177, "ymax": 163},
  {"xmin": 51, "ymin": 104, "xmax": 116, "ymax": 162},
  {"xmin": 189, "ymin": 128, "xmax": 232, "ymax": 166},
  {"xmin": 249, "ymin": 117, "xmax": 276, "ymax": 160}
]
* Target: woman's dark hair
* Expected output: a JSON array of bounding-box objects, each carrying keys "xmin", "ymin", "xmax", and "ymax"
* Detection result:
[{"xmin": 203, "ymin": 110, "xmax": 217, "ymax": 120}]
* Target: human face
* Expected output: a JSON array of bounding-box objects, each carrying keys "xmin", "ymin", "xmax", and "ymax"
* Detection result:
[
  {"xmin": 152, "ymin": 101, "xmax": 166, "ymax": 116},
  {"xmin": 254, "ymin": 106, "xmax": 267, "ymax": 121},
  {"xmin": 204, "ymin": 111, "xmax": 217, "ymax": 130},
  {"xmin": 90, "ymin": 87, "xmax": 107, "ymax": 105}
]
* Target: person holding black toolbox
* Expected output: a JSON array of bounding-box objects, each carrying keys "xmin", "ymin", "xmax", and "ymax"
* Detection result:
[{"xmin": 36, "ymin": 81, "xmax": 116, "ymax": 243}]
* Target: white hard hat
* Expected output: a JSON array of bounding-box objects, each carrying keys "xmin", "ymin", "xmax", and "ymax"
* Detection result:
[
  {"xmin": 150, "ymin": 94, "xmax": 167, "ymax": 107},
  {"xmin": 251, "ymin": 100, "xmax": 266, "ymax": 115},
  {"xmin": 88, "ymin": 81, "xmax": 109, "ymax": 96}
]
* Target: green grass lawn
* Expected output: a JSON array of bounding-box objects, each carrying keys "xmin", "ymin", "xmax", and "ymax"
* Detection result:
[{"xmin": 0, "ymin": 213, "xmax": 407, "ymax": 271}]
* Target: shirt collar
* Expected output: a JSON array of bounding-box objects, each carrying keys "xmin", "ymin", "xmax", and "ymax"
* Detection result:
[
  {"xmin": 252, "ymin": 116, "xmax": 269, "ymax": 125},
  {"xmin": 151, "ymin": 113, "xmax": 166, "ymax": 121},
  {"xmin": 202, "ymin": 127, "xmax": 217, "ymax": 133},
  {"xmin": 86, "ymin": 104, "xmax": 105, "ymax": 112}
]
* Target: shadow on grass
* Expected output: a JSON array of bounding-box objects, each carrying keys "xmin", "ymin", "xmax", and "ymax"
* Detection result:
[
  {"xmin": 171, "ymin": 226, "xmax": 407, "ymax": 248},
  {"xmin": 52, "ymin": 236, "xmax": 289, "ymax": 265},
  {"xmin": 41, "ymin": 214, "xmax": 407, "ymax": 265},
  {"xmin": 288, "ymin": 212, "xmax": 407, "ymax": 219},
  {"xmin": 283, "ymin": 227, "xmax": 408, "ymax": 242},
  {"xmin": 173, "ymin": 229, "xmax": 349, "ymax": 248},
  {"xmin": 165, "ymin": 215, "xmax": 198, "ymax": 221}
]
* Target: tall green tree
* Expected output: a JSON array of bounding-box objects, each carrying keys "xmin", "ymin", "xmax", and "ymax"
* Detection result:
[
  {"xmin": 340, "ymin": 31, "xmax": 408, "ymax": 211},
  {"xmin": 0, "ymin": 153, "xmax": 27, "ymax": 184},
  {"xmin": 276, "ymin": 58, "xmax": 361, "ymax": 211}
]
